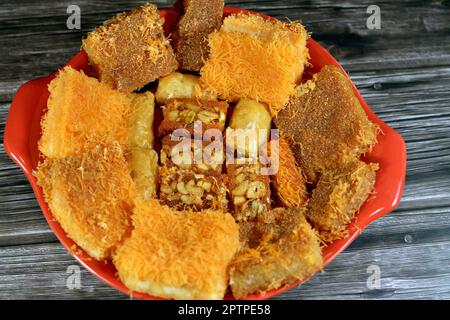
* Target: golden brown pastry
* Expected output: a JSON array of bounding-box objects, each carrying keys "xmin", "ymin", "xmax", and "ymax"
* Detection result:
[
  {"xmin": 82, "ymin": 4, "xmax": 178, "ymax": 92},
  {"xmin": 275, "ymin": 65, "xmax": 379, "ymax": 183},
  {"xmin": 113, "ymin": 200, "xmax": 239, "ymax": 300},
  {"xmin": 175, "ymin": 0, "xmax": 224, "ymax": 71},
  {"xmin": 227, "ymin": 99, "xmax": 272, "ymax": 157},
  {"xmin": 155, "ymin": 72, "xmax": 214, "ymax": 105},
  {"xmin": 158, "ymin": 98, "xmax": 228, "ymax": 136},
  {"xmin": 39, "ymin": 67, "xmax": 131, "ymax": 158},
  {"xmin": 159, "ymin": 165, "xmax": 228, "ymax": 212},
  {"xmin": 269, "ymin": 137, "xmax": 308, "ymax": 208},
  {"xmin": 227, "ymin": 163, "xmax": 271, "ymax": 221},
  {"xmin": 306, "ymin": 158, "xmax": 378, "ymax": 242},
  {"xmin": 200, "ymin": 13, "xmax": 309, "ymax": 115},
  {"xmin": 229, "ymin": 207, "xmax": 323, "ymax": 298},
  {"xmin": 34, "ymin": 143, "xmax": 135, "ymax": 260}
]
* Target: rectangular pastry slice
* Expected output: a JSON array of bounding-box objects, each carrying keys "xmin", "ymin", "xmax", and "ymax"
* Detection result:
[
  {"xmin": 227, "ymin": 162, "xmax": 271, "ymax": 221},
  {"xmin": 155, "ymin": 72, "xmax": 214, "ymax": 105},
  {"xmin": 174, "ymin": 0, "xmax": 224, "ymax": 71},
  {"xmin": 113, "ymin": 200, "xmax": 239, "ymax": 300},
  {"xmin": 158, "ymin": 98, "xmax": 228, "ymax": 136},
  {"xmin": 127, "ymin": 147, "xmax": 159, "ymax": 201},
  {"xmin": 306, "ymin": 158, "xmax": 378, "ymax": 242},
  {"xmin": 160, "ymin": 134, "xmax": 224, "ymax": 174},
  {"xmin": 269, "ymin": 137, "xmax": 308, "ymax": 208},
  {"xmin": 34, "ymin": 143, "xmax": 135, "ymax": 260},
  {"xmin": 82, "ymin": 3, "xmax": 178, "ymax": 92},
  {"xmin": 275, "ymin": 65, "xmax": 379, "ymax": 183},
  {"xmin": 200, "ymin": 13, "xmax": 309, "ymax": 115},
  {"xmin": 159, "ymin": 165, "xmax": 228, "ymax": 211},
  {"xmin": 229, "ymin": 207, "xmax": 323, "ymax": 299},
  {"xmin": 39, "ymin": 67, "xmax": 131, "ymax": 158}
]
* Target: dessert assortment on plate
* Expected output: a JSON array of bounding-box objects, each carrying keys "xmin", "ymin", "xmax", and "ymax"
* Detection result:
[{"xmin": 33, "ymin": 1, "xmax": 380, "ymax": 300}]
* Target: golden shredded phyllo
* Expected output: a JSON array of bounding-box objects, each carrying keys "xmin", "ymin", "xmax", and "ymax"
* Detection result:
[
  {"xmin": 113, "ymin": 200, "xmax": 239, "ymax": 300},
  {"xmin": 39, "ymin": 67, "xmax": 132, "ymax": 158},
  {"xmin": 82, "ymin": 3, "xmax": 178, "ymax": 92},
  {"xmin": 275, "ymin": 65, "xmax": 379, "ymax": 183},
  {"xmin": 200, "ymin": 13, "xmax": 309, "ymax": 116},
  {"xmin": 229, "ymin": 207, "xmax": 323, "ymax": 298}
]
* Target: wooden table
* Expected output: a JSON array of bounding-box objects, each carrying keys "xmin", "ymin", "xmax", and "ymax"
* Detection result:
[{"xmin": 1, "ymin": 0, "xmax": 449, "ymax": 300}]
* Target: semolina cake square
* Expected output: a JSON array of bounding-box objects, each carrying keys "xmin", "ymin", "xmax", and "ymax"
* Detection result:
[
  {"xmin": 275, "ymin": 65, "xmax": 379, "ymax": 183},
  {"xmin": 200, "ymin": 13, "xmax": 309, "ymax": 116},
  {"xmin": 229, "ymin": 207, "xmax": 323, "ymax": 299},
  {"xmin": 175, "ymin": 0, "xmax": 224, "ymax": 71},
  {"xmin": 113, "ymin": 200, "xmax": 239, "ymax": 300},
  {"xmin": 306, "ymin": 158, "xmax": 378, "ymax": 242},
  {"xmin": 82, "ymin": 3, "xmax": 178, "ymax": 92},
  {"xmin": 34, "ymin": 143, "xmax": 136, "ymax": 260}
]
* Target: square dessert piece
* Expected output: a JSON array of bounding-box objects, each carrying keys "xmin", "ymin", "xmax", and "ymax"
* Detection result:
[
  {"xmin": 159, "ymin": 165, "xmax": 228, "ymax": 212},
  {"xmin": 227, "ymin": 163, "xmax": 271, "ymax": 221},
  {"xmin": 269, "ymin": 137, "xmax": 308, "ymax": 208},
  {"xmin": 34, "ymin": 143, "xmax": 135, "ymax": 260},
  {"xmin": 200, "ymin": 13, "xmax": 309, "ymax": 116},
  {"xmin": 155, "ymin": 72, "xmax": 214, "ymax": 105},
  {"xmin": 275, "ymin": 65, "xmax": 379, "ymax": 183},
  {"xmin": 175, "ymin": 0, "xmax": 224, "ymax": 71},
  {"xmin": 82, "ymin": 3, "xmax": 178, "ymax": 92},
  {"xmin": 160, "ymin": 134, "xmax": 224, "ymax": 174},
  {"xmin": 114, "ymin": 200, "xmax": 239, "ymax": 300},
  {"xmin": 39, "ymin": 67, "xmax": 145, "ymax": 158},
  {"xmin": 306, "ymin": 159, "xmax": 378, "ymax": 242},
  {"xmin": 158, "ymin": 98, "xmax": 228, "ymax": 136},
  {"xmin": 229, "ymin": 207, "xmax": 323, "ymax": 298}
]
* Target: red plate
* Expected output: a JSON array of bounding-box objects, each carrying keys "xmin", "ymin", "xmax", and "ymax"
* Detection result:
[{"xmin": 3, "ymin": 6, "xmax": 406, "ymax": 300}]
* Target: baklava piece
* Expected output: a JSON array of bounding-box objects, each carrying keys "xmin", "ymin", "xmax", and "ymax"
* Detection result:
[
  {"xmin": 306, "ymin": 158, "xmax": 378, "ymax": 242},
  {"xmin": 158, "ymin": 98, "xmax": 228, "ymax": 136},
  {"xmin": 227, "ymin": 163, "xmax": 271, "ymax": 221},
  {"xmin": 275, "ymin": 65, "xmax": 379, "ymax": 183},
  {"xmin": 155, "ymin": 72, "xmax": 214, "ymax": 105},
  {"xmin": 159, "ymin": 165, "xmax": 228, "ymax": 212},
  {"xmin": 82, "ymin": 3, "xmax": 178, "ymax": 92},
  {"xmin": 127, "ymin": 92, "xmax": 155, "ymax": 148},
  {"xmin": 114, "ymin": 200, "xmax": 239, "ymax": 300},
  {"xmin": 229, "ymin": 207, "xmax": 323, "ymax": 299},
  {"xmin": 200, "ymin": 13, "xmax": 309, "ymax": 115},
  {"xmin": 175, "ymin": 0, "xmax": 224, "ymax": 71}
]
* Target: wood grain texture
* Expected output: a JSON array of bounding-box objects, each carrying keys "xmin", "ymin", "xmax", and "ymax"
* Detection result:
[{"xmin": 1, "ymin": 0, "xmax": 449, "ymax": 300}]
